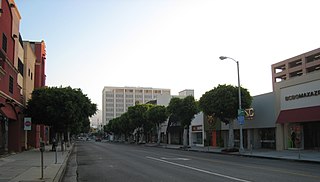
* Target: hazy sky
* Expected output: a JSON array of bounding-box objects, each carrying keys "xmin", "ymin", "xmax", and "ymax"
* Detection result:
[{"xmin": 15, "ymin": 0, "xmax": 320, "ymax": 110}]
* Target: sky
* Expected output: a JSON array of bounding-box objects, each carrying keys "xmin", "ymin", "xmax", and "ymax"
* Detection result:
[{"xmin": 15, "ymin": 0, "xmax": 320, "ymax": 110}]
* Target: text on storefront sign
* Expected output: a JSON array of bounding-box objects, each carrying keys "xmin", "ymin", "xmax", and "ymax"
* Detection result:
[{"xmin": 285, "ymin": 90, "xmax": 320, "ymax": 101}]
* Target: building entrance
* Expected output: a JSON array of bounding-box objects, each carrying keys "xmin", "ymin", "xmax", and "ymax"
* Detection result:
[{"xmin": 303, "ymin": 122, "xmax": 320, "ymax": 150}]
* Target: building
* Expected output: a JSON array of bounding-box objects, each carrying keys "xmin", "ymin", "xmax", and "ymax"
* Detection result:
[
  {"xmin": 189, "ymin": 112, "xmax": 205, "ymax": 147},
  {"xmin": 178, "ymin": 89, "xmax": 194, "ymax": 97},
  {"xmin": 22, "ymin": 41, "xmax": 36, "ymax": 105},
  {"xmin": 27, "ymin": 40, "xmax": 48, "ymax": 148},
  {"xmin": 0, "ymin": 0, "xmax": 25, "ymax": 153},
  {"xmin": 272, "ymin": 48, "xmax": 320, "ymax": 150},
  {"xmin": 0, "ymin": 0, "xmax": 49, "ymax": 153},
  {"xmin": 221, "ymin": 92, "xmax": 276, "ymax": 149},
  {"xmin": 102, "ymin": 86, "xmax": 171, "ymax": 125},
  {"xmin": 90, "ymin": 110, "xmax": 102, "ymax": 129}
]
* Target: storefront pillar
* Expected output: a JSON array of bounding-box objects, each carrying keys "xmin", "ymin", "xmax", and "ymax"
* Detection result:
[{"xmin": 276, "ymin": 123, "xmax": 284, "ymax": 150}]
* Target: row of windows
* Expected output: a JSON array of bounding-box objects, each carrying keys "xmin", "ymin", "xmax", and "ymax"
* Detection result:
[
  {"xmin": 106, "ymin": 94, "xmax": 114, "ymax": 97},
  {"xmin": 145, "ymin": 95, "xmax": 152, "ymax": 99},
  {"xmin": 18, "ymin": 59, "xmax": 24, "ymax": 76},
  {"xmin": 116, "ymin": 108, "xmax": 124, "ymax": 112},
  {"xmin": 116, "ymin": 94, "xmax": 124, "ymax": 98},
  {"xmin": 126, "ymin": 103, "xmax": 134, "ymax": 107},
  {"xmin": 9, "ymin": 76, "xmax": 13, "ymax": 94},
  {"xmin": 2, "ymin": 33, "xmax": 7, "ymax": 53}
]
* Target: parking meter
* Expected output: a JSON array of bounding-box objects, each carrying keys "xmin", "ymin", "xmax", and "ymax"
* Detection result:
[
  {"xmin": 40, "ymin": 141, "xmax": 45, "ymax": 179},
  {"xmin": 40, "ymin": 141, "xmax": 45, "ymax": 152}
]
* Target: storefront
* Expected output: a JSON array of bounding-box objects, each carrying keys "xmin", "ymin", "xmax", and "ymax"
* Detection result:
[
  {"xmin": 189, "ymin": 113, "xmax": 205, "ymax": 147},
  {"xmin": 221, "ymin": 92, "xmax": 276, "ymax": 149},
  {"xmin": 276, "ymin": 77, "xmax": 320, "ymax": 150},
  {"xmin": 190, "ymin": 125, "xmax": 203, "ymax": 146}
]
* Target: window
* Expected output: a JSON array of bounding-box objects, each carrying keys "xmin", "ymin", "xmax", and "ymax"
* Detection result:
[
  {"xmin": 9, "ymin": 76, "xmax": 13, "ymax": 94},
  {"xmin": 31, "ymin": 73, "xmax": 33, "ymax": 80},
  {"xmin": 18, "ymin": 59, "xmax": 24, "ymax": 76},
  {"xmin": 2, "ymin": 33, "xmax": 7, "ymax": 53}
]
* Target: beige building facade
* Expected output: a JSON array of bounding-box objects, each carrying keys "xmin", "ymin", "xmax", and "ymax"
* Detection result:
[
  {"xmin": 272, "ymin": 48, "xmax": 320, "ymax": 150},
  {"xmin": 22, "ymin": 41, "xmax": 36, "ymax": 105},
  {"xmin": 102, "ymin": 86, "xmax": 171, "ymax": 125}
]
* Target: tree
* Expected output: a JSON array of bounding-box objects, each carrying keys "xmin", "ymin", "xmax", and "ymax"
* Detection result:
[
  {"xmin": 146, "ymin": 105, "xmax": 168, "ymax": 145},
  {"xmin": 167, "ymin": 96, "xmax": 199, "ymax": 147},
  {"xmin": 26, "ymin": 86, "xmax": 97, "ymax": 142},
  {"xmin": 127, "ymin": 104, "xmax": 150, "ymax": 143},
  {"xmin": 199, "ymin": 84, "xmax": 252, "ymax": 149}
]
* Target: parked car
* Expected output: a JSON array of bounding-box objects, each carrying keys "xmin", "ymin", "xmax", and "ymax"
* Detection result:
[{"xmin": 95, "ymin": 137, "xmax": 101, "ymax": 142}]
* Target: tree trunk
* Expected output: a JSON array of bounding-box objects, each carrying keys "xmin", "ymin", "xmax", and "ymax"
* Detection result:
[
  {"xmin": 228, "ymin": 120, "xmax": 235, "ymax": 149},
  {"xmin": 60, "ymin": 133, "xmax": 64, "ymax": 151},
  {"xmin": 157, "ymin": 124, "xmax": 161, "ymax": 145},
  {"xmin": 183, "ymin": 126, "xmax": 189, "ymax": 147}
]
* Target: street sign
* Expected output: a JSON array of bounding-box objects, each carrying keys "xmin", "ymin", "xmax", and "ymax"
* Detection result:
[
  {"xmin": 238, "ymin": 115, "xmax": 245, "ymax": 125},
  {"xmin": 238, "ymin": 109, "xmax": 245, "ymax": 116},
  {"xmin": 24, "ymin": 117, "xmax": 32, "ymax": 131}
]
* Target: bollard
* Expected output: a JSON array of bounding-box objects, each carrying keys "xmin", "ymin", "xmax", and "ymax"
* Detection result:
[
  {"xmin": 40, "ymin": 141, "xmax": 45, "ymax": 179},
  {"xmin": 298, "ymin": 148, "xmax": 301, "ymax": 159},
  {"xmin": 55, "ymin": 149, "xmax": 58, "ymax": 164},
  {"xmin": 250, "ymin": 144, "xmax": 253, "ymax": 155}
]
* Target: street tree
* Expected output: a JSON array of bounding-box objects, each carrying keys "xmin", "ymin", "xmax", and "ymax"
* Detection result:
[
  {"xmin": 146, "ymin": 105, "xmax": 168, "ymax": 145},
  {"xmin": 199, "ymin": 84, "xmax": 252, "ymax": 149},
  {"xmin": 26, "ymin": 86, "xmax": 97, "ymax": 145},
  {"xmin": 127, "ymin": 104, "xmax": 150, "ymax": 143},
  {"xmin": 167, "ymin": 96, "xmax": 199, "ymax": 147}
]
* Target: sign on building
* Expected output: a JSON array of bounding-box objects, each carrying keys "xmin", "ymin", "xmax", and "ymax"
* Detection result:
[{"xmin": 24, "ymin": 117, "xmax": 32, "ymax": 131}]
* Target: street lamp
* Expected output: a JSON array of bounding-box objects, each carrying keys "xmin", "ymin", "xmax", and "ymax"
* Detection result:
[{"xmin": 219, "ymin": 56, "xmax": 244, "ymax": 152}]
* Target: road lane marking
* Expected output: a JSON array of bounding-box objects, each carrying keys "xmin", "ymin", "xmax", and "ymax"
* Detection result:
[
  {"xmin": 146, "ymin": 156, "xmax": 252, "ymax": 182},
  {"xmin": 160, "ymin": 157, "xmax": 190, "ymax": 161}
]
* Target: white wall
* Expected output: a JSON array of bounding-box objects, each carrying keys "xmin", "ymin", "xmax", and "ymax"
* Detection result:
[{"xmin": 280, "ymin": 79, "xmax": 320, "ymax": 110}]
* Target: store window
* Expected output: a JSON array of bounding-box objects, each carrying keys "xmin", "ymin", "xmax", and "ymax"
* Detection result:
[{"xmin": 288, "ymin": 124, "xmax": 302, "ymax": 148}]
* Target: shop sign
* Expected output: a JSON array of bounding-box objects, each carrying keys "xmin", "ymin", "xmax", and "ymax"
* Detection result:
[
  {"xmin": 192, "ymin": 125, "xmax": 202, "ymax": 131},
  {"xmin": 285, "ymin": 90, "xmax": 320, "ymax": 101},
  {"xmin": 24, "ymin": 117, "xmax": 32, "ymax": 131},
  {"xmin": 280, "ymin": 80, "xmax": 320, "ymax": 110},
  {"xmin": 245, "ymin": 108, "xmax": 254, "ymax": 119}
]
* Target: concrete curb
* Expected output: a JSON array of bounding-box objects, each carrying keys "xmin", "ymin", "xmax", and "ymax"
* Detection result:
[
  {"xmin": 156, "ymin": 145, "xmax": 320, "ymax": 164},
  {"xmin": 53, "ymin": 143, "xmax": 75, "ymax": 182}
]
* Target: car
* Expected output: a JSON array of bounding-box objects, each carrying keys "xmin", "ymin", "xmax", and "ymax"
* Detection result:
[{"xmin": 95, "ymin": 137, "xmax": 101, "ymax": 142}]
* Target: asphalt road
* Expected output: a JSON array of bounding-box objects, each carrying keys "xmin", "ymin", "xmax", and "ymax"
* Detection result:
[{"xmin": 63, "ymin": 141, "xmax": 320, "ymax": 182}]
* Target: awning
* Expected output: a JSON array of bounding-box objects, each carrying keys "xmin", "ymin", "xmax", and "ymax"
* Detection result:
[
  {"xmin": 276, "ymin": 106, "xmax": 320, "ymax": 124},
  {"xmin": 0, "ymin": 106, "xmax": 17, "ymax": 120}
]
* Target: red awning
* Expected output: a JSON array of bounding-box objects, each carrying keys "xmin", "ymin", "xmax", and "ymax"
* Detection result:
[
  {"xmin": 0, "ymin": 106, "xmax": 17, "ymax": 120},
  {"xmin": 276, "ymin": 106, "xmax": 320, "ymax": 124}
]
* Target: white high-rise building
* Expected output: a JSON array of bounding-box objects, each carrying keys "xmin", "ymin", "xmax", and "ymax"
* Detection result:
[{"xmin": 102, "ymin": 86, "xmax": 171, "ymax": 125}]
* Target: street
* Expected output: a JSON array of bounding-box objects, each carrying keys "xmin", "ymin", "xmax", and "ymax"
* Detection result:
[{"xmin": 63, "ymin": 141, "xmax": 320, "ymax": 182}]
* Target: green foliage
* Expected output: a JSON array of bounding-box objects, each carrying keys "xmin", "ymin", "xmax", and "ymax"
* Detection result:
[
  {"xmin": 167, "ymin": 96, "xmax": 199, "ymax": 128},
  {"xmin": 199, "ymin": 84, "xmax": 252, "ymax": 124},
  {"xmin": 127, "ymin": 104, "xmax": 149, "ymax": 129},
  {"xmin": 146, "ymin": 105, "xmax": 168, "ymax": 127},
  {"xmin": 26, "ymin": 86, "xmax": 97, "ymax": 134}
]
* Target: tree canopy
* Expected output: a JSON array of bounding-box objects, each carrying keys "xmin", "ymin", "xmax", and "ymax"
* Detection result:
[
  {"xmin": 199, "ymin": 84, "xmax": 252, "ymax": 124},
  {"xmin": 146, "ymin": 105, "xmax": 168, "ymax": 128},
  {"xmin": 26, "ymin": 86, "xmax": 97, "ymax": 134},
  {"xmin": 167, "ymin": 96, "xmax": 199, "ymax": 147},
  {"xmin": 167, "ymin": 96, "xmax": 199, "ymax": 128}
]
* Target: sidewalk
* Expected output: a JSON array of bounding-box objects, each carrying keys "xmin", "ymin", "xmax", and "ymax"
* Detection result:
[
  {"xmin": 155, "ymin": 144, "xmax": 320, "ymax": 164},
  {"xmin": 0, "ymin": 144, "xmax": 73, "ymax": 182}
]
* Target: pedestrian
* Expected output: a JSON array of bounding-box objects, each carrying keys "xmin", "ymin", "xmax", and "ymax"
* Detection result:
[{"xmin": 52, "ymin": 137, "xmax": 56, "ymax": 151}]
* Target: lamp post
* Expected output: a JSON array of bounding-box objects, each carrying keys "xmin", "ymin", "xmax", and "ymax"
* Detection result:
[{"xmin": 219, "ymin": 56, "xmax": 244, "ymax": 152}]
